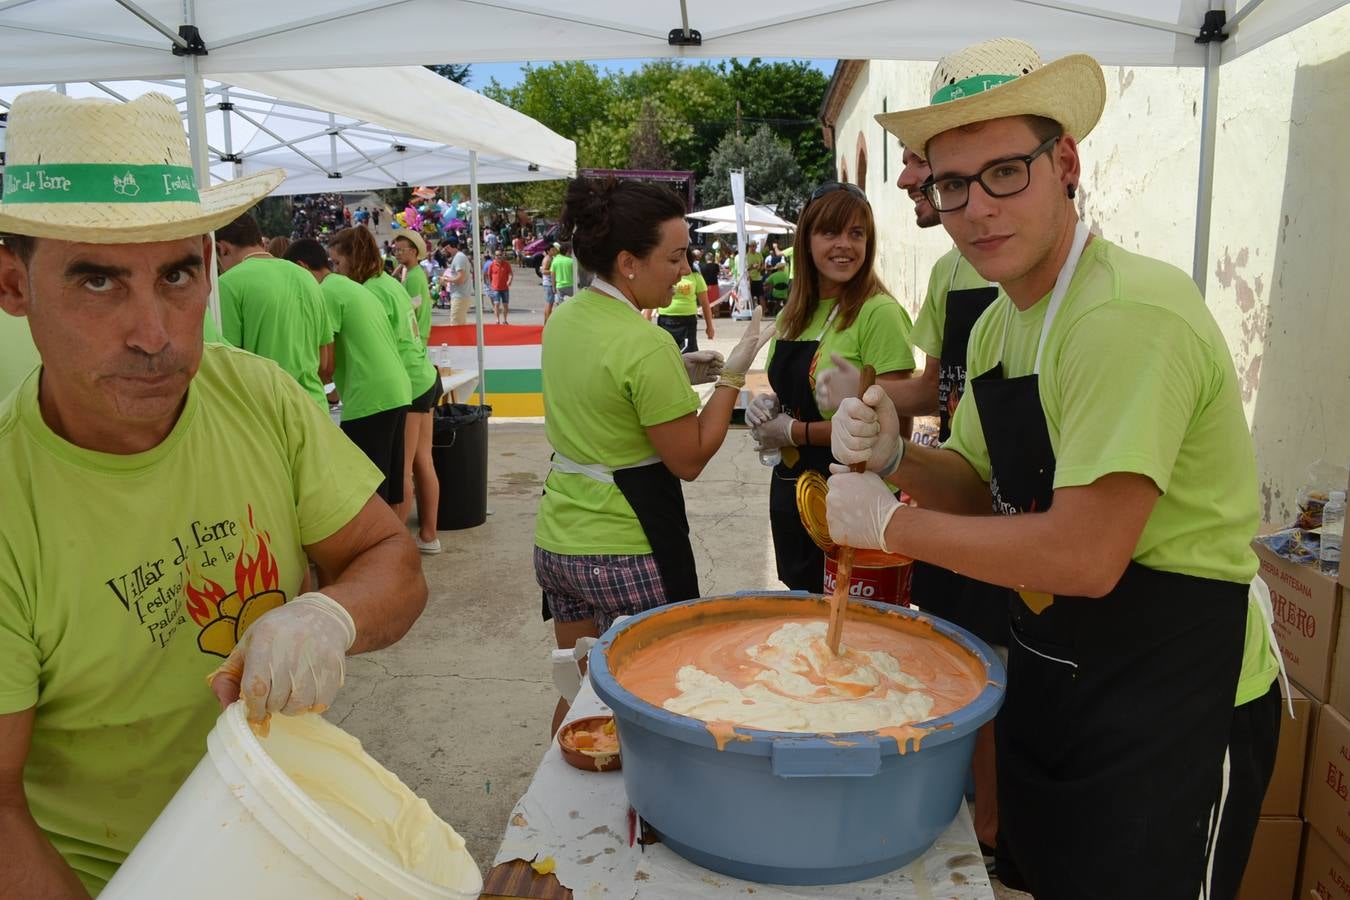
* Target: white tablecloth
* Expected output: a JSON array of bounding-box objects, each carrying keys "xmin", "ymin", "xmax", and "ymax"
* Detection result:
[{"xmin": 493, "ymin": 682, "xmax": 994, "ymax": 899}]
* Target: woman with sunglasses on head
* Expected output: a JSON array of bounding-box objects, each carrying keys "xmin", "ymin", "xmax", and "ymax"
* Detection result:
[
  {"xmin": 535, "ymin": 177, "xmax": 772, "ymax": 734},
  {"xmin": 746, "ymin": 183, "xmax": 917, "ymax": 592}
]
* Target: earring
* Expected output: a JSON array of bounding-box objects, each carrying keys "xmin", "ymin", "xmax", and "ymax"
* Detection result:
[
  {"xmin": 627, "ymin": 273, "xmax": 635, "ymax": 280},
  {"xmin": 1067, "ymin": 184, "xmax": 1077, "ymax": 200}
]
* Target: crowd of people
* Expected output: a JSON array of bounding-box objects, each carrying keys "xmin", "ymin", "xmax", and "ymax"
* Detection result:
[
  {"xmin": 288, "ymin": 192, "xmax": 350, "ymax": 240},
  {"xmin": 0, "ymin": 34, "xmax": 1284, "ymax": 900}
]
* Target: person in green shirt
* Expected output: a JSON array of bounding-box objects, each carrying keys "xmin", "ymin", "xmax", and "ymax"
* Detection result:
[
  {"xmin": 744, "ymin": 240, "xmax": 765, "ymax": 308},
  {"xmin": 832, "ymin": 38, "xmax": 1279, "ymax": 899},
  {"xmin": 285, "ymin": 239, "xmax": 413, "ymax": 504},
  {"xmin": 393, "ymin": 230, "xmax": 433, "ymax": 347},
  {"xmin": 0, "ymin": 89, "xmax": 427, "ymax": 896},
  {"xmin": 744, "ymin": 183, "xmax": 916, "ymax": 593},
  {"xmin": 763, "ymin": 264, "xmax": 790, "ymax": 314},
  {"xmin": 536, "ymin": 177, "xmax": 772, "ymax": 734},
  {"xmin": 653, "ymin": 246, "xmax": 715, "ymax": 352},
  {"xmin": 215, "ymin": 212, "xmax": 334, "ymax": 410},
  {"xmin": 328, "ymin": 226, "xmax": 442, "ymax": 553},
  {"xmin": 551, "ymin": 242, "xmax": 576, "ymax": 301}
]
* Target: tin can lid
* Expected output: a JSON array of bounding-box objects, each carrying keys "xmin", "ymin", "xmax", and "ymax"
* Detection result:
[
  {"xmin": 795, "ymin": 468, "xmax": 912, "ymax": 566},
  {"xmin": 795, "ymin": 469, "xmax": 835, "ymax": 553}
]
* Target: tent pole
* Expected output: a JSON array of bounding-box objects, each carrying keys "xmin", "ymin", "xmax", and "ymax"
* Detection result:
[
  {"xmin": 1192, "ymin": 8, "xmax": 1224, "ymax": 295},
  {"xmin": 470, "ymin": 150, "xmax": 486, "ymax": 409}
]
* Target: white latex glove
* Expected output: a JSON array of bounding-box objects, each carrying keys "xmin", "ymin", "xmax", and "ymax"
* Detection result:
[
  {"xmin": 814, "ymin": 353, "xmax": 861, "ymax": 414},
  {"xmin": 832, "ymin": 385, "xmax": 904, "ymax": 477},
  {"xmin": 209, "ymin": 591, "xmax": 356, "ymax": 733},
  {"xmin": 724, "ymin": 307, "xmax": 776, "ymax": 376},
  {"xmin": 745, "ymin": 392, "xmax": 780, "ymax": 429},
  {"xmin": 826, "ymin": 471, "xmax": 903, "ymax": 553},
  {"xmin": 751, "ymin": 413, "xmax": 797, "ymax": 450},
  {"xmin": 682, "ymin": 350, "xmax": 725, "ymax": 385}
]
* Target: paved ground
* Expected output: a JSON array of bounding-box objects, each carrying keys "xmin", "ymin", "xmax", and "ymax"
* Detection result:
[{"xmin": 325, "ymin": 267, "xmax": 1029, "ymax": 898}]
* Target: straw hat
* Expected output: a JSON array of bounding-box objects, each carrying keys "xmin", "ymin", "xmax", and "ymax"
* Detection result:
[
  {"xmin": 394, "ymin": 229, "xmax": 428, "ymax": 261},
  {"xmin": 0, "ymin": 91, "xmax": 283, "ymax": 244},
  {"xmin": 876, "ymin": 38, "xmax": 1105, "ymax": 155}
]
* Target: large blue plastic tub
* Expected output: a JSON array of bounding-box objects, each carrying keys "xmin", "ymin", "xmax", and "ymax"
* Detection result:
[{"xmin": 588, "ymin": 593, "xmax": 1005, "ymax": 885}]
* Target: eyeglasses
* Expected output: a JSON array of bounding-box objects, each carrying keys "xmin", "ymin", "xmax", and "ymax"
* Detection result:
[
  {"xmin": 923, "ymin": 136, "xmax": 1059, "ymax": 213},
  {"xmin": 807, "ymin": 182, "xmax": 868, "ymax": 205}
]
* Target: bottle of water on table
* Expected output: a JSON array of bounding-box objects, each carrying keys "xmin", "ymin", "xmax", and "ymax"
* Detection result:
[{"xmin": 1320, "ymin": 489, "xmax": 1344, "ymax": 576}]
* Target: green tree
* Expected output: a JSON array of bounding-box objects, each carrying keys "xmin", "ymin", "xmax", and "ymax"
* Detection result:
[
  {"xmin": 483, "ymin": 61, "xmax": 617, "ymax": 149},
  {"xmin": 425, "ymin": 63, "xmax": 472, "ymax": 85},
  {"xmin": 252, "ymin": 196, "xmax": 293, "ymax": 238},
  {"xmin": 701, "ymin": 125, "xmax": 806, "ymax": 220},
  {"xmin": 718, "ymin": 58, "xmax": 832, "ymax": 186}
]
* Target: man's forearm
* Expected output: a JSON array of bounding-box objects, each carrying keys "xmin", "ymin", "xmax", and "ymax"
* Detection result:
[
  {"xmin": 886, "ymin": 443, "xmax": 992, "ymax": 516},
  {"xmin": 880, "ymin": 366, "xmax": 940, "ymax": 417},
  {"xmin": 0, "ymin": 805, "xmax": 90, "ymax": 899}
]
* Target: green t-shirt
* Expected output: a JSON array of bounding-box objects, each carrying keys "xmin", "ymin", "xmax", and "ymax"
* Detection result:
[
  {"xmin": 536, "ymin": 288, "xmax": 701, "ymax": 554},
  {"xmin": 746, "ymin": 251, "xmax": 764, "ymax": 282},
  {"xmin": 945, "ymin": 238, "xmax": 1261, "ymax": 585},
  {"xmin": 404, "ymin": 264, "xmax": 433, "ymax": 348},
  {"xmin": 658, "ymin": 271, "xmax": 707, "ymax": 317},
  {"xmin": 364, "ymin": 272, "xmax": 437, "ymax": 397},
  {"xmin": 765, "ymin": 294, "xmax": 917, "ymax": 420},
  {"xmin": 218, "ymin": 256, "xmax": 332, "ymax": 409},
  {"xmin": 0, "ymin": 343, "xmax": 380, "ymax": 895},
  {"xmin": 321, "ymin": 274, "xmax": 413, "ymax": 420},
  {"xmin": 0, "ymin": 311, "xmax": 40, "ymax": 401},
  {"xmin": 765, "ymin": 269, "xmax": 790, "ymax": 301},
  {"xmin": 551, "ymin": 254, "xmax": 576, "ymax": 290},
  {"xmin": 911, "ymin": 247, "xmax": 992, "ymax": 360}
]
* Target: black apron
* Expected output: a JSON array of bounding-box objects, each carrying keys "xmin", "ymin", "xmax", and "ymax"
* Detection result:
[
  {"xmin": 910, "ymin": 255, "xmax": 1010, "ymax": 646},
  {"xmin": 972, "ymin": 226, "xmax": 1248, "ymax": 899},
  {"xmin": 766, "ymin": 309, "xmax": 838, "ymax": 593}
]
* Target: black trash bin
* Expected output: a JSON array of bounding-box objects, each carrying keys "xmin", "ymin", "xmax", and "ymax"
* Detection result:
[{"xmin": 432, "ymin": 403, "xmax": 491, "ymax": 530}]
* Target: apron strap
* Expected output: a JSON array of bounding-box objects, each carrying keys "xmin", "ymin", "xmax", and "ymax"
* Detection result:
[
  {"xmin": 1034, "ymin": 221, "xmax": 1091, "ymax": 376},
  {"xmin": 1249, "ymin": 576, "xmax": 1295, "ymax": 717},
  {"xmin": 550, "ymin": 451, "xmax": 661, "ymax": 484}
]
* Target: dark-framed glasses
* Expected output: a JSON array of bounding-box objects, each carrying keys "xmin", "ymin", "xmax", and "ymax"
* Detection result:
[
  {"xmin": 807, "ymin": 181, "xmax": 868, "ymax": 205},
  {"xmin": 923, "ymin": 135, "xmax": 1059, "ymax": 213}
]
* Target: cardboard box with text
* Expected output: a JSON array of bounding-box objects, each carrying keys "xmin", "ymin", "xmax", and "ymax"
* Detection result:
[
  {"xmin": 1254, "ymin": 536, "xmax": 1344, "ymax": 702},
  {"xmin": 1299, "ymin": 827, "xmax": 1350, "ymax": 900},
  {"xmin": 1306, "ymin": 703, "xmax": 1350, "ymax": 864}
]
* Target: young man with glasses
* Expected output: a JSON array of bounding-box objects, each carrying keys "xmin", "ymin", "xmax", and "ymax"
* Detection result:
[{"xmin": 826, "ymin": 38, "xmax": 1280, "ymax": 900}]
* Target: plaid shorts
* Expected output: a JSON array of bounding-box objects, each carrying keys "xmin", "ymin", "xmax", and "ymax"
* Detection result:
[{"xmin": 534, "ymin": 547, "xmax": 666, "ymax": 632}]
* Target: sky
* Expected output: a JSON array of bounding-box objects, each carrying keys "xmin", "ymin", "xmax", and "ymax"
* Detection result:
[{"xmin": 464, "ymin": 57, "xmax": 835, "ymax": 91}]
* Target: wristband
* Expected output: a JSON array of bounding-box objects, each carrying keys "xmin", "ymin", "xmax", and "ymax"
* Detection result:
[
  {"xmin": 878, "ymin": 439, "xmax": 906, "ymax": 479},
  {"xmin": 716, "ymin": 372, "xmax": 746, "ymax": 390}
]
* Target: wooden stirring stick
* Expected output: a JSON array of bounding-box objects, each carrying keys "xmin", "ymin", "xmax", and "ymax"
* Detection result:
[{"xmin": 826, "ymin": 365, "xmax": 877, "ymax": 655}]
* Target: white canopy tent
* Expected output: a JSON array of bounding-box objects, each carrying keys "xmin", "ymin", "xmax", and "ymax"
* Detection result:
[
  {"xmin": 689, "ymin": 202, "xmax": 796, "ymax": 232},
  {"xmin": 0, "ymin": 0, "xmax": 1344, "ymax": 287},
  {"xmin": 694, "ymin": 221, "xmax": 784, "ymax": 235}
]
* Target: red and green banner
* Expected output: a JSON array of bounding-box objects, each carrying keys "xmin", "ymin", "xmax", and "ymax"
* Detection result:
[{"xmin": 428, "ymin": 324, "xmax": 544, "ymax": 417}]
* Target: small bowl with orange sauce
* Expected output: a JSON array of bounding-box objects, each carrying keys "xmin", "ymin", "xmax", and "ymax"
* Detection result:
[{"xmin": 557, "ymin": 715, "xmax": 622, "ymax": 772}]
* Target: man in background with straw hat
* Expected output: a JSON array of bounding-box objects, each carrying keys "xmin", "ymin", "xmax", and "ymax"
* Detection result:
[
  {"xmin": 826, "ymin": 38, "xmax": 1280, "ymax": 899},
  {"xmin": 0, "ymin": 91, "xmax": 428, "ymax": 896}
]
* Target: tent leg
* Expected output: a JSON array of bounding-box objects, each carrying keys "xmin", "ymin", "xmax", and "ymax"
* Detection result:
[
  {"xmin": 182, "ymin": 48, "xmax": 221, "ymax": 331},
  {"xmin": 470, "ymin": 150, "xmax": 486, "ymax": 408},
  {"xmin": 1192, "ymin": 20, "xmax": 1222, "ymax": 296}
]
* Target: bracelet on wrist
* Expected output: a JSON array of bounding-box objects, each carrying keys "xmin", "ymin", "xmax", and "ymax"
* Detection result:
[{"xmin": 715, "ymin": 372, "xmax": 745, "ymax": 391}]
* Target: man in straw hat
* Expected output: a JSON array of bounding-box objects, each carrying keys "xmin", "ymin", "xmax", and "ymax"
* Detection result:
[
  {"xmin": 826, "ymin": 39, "xmax": 1280, "ymax": 898},
  {"xmin": 0, "ymin": 91, "xmax": 427, "ymax": 896}
]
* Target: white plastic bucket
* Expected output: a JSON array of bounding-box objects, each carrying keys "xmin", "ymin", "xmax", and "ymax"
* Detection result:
[{"xmin": 101, "ymin": 702, "xmax": 482, "ymax": 900}]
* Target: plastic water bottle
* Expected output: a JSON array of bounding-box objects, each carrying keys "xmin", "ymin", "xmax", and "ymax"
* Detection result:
[
  {"xmin": 437, "ymin": 342, "xmax": 449, "ymax": 368},
  {"xmin": 758, "ymin": 445, "xmax": 781, "ymax": 467},
  {"xmin": 1320, "ymin": 490, "xmax": 1345, "ymax": 576}
]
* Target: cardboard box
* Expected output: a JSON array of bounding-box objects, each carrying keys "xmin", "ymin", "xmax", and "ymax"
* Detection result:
[
  {"xmin": 1331, "ymin": 602, "xmax": 1350, "ymax": 719},
  {"xmin": 1255, "ymin": 535, "xmax": 1345, "ymax": 702},
  {"xmin": 1237, "ymin": 816, "xmax": 1303, "ymax": 900},
  {"xmin": 1263, "ymin": 681, "xmax": 1315, "ymax": 817},
  {"xmin": 1299, "ymin": 827, "xmax": 1350, "ymax": 900},
  {"xmin": 1306, "ymin": 703, "xmax": 1350, "ymax": 864}
]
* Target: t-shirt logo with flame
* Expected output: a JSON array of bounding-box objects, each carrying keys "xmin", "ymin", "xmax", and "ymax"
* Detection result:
[{"xmin": 183, "ymin": 507, "xmax": 286, "ymax": 657}]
